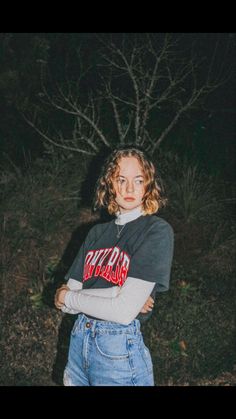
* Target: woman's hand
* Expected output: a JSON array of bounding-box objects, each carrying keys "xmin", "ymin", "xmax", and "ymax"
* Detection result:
[
  {"xmin": 54, "ymin": 284, "xmax": 70, "ymax": 309},
  {"xmin": 140, "ymin": 295, "xmax": 154, "ymax": 314}
]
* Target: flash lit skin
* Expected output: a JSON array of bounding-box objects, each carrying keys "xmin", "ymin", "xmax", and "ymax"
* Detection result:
[{"xmin": 113, "ymin": 157, "xmax": 145, "ymax": 214}]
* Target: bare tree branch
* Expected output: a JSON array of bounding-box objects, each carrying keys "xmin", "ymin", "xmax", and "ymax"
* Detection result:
[
  {"xmin": 23, "ymin": 33, "xmax": 234, "ymax": 156},
  {"xmin": 22, "ymin": 112, "xmax": 96, "ymax": 155}
]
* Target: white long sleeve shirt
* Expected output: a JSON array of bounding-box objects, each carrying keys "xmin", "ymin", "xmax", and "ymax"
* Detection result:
[{"xmin": 63, "ymin": 276, "xmax": 155, "ymax": 325}]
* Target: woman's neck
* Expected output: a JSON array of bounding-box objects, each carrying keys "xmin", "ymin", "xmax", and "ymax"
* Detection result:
[{"xmin": 115, "ymin": 206, "xmax": 144, "ymax": 225}]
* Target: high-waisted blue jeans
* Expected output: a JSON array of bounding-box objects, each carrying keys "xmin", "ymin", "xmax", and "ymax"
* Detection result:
[{"xmin": 63, "ymin": 314, "xmax": 154, "ymax": 386}]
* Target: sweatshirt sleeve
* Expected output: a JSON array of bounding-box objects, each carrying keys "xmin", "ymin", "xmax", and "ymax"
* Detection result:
[
  {"xmin": 64, "ymin": 276, "xmax": 155, "ymax": 325},
  {"xmin": 128, "ymin": 218, "xmax": 174, "ymax": 292}
]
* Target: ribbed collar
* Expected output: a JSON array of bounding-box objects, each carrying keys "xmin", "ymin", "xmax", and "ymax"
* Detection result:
[{"xmin": 115, "ymin": 206, "xmax": 144, "ymax": 225}]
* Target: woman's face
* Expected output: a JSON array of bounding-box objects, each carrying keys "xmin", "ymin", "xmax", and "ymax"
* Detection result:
[{"xmin": 113, "ymin": 156, "xmax": 145, "ymax": 214}]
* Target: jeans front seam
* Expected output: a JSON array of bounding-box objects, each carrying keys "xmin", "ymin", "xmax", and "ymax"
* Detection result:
[{"xmin": 82, "ymin": 332, "xmax": 90, "ymax": 371}]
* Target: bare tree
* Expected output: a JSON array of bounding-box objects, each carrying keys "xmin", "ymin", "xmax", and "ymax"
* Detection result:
[{"xmin": 23, "ymin": 33, "xmax": 234, "ymax": 156}]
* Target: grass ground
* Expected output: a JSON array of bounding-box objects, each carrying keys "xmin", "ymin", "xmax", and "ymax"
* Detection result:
[{"xmin": 0, "ymin": 156, "xmax": 235, "ymax": 386}]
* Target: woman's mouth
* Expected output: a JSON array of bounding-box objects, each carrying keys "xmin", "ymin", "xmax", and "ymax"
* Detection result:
[{"xmin": 124, "ymin": 197, "xmax": 135, "ymax": 201}]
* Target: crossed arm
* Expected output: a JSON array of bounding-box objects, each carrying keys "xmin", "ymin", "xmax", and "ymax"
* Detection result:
[{"xmin": 55, "ymin": 278, "xmax": 155, "ymax": 324}]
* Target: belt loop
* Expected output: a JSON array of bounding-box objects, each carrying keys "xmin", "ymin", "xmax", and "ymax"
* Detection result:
[
  {"xmin": 91, "ymin": 320, "xmax": 96, "ymax": 337},
  {"xmin": 77, "ymin": 313, "xmax": 84, "ymax": 330}
]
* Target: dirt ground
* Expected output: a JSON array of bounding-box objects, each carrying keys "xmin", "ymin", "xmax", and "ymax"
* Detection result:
[{"xmin": 1, "ymin": 290, "xmax": 235, "ymax": 387}]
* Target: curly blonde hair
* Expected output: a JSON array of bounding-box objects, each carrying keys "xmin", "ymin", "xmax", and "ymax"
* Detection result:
[{"xmin": 93, "ymin": 147, "xmax": 167, "ymax": 215}]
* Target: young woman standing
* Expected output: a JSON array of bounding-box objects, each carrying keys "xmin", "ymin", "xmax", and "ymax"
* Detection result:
[{"xmin": 55, "ymin": 146, "xmax": 174, "ymax": 386}]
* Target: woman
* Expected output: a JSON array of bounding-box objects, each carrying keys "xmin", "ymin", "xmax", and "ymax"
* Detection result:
[{"xmin": 55, "ymin": 146, "xmax": 174, "ymax": 386}]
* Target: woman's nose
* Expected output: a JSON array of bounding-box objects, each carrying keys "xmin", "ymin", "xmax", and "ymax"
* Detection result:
[{"xmin": 126, "ymin": 181, "xmax": 134, "ymax": 193}]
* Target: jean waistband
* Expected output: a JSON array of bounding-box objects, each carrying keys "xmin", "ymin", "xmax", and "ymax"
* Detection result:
[{"xmin": 76, "ymin": 313, "xmax": 141, "ymax": 335}]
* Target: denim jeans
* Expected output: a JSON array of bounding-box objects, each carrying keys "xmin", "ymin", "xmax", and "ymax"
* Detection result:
[{"xmin": 63, "ymin": 314, "xmax": 154, "ymax": 386}]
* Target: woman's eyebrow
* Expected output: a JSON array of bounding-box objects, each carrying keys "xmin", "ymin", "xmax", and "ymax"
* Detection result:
[{"xmin": 117, "ymin": 174, "xmax": 144, "ymax": 178}]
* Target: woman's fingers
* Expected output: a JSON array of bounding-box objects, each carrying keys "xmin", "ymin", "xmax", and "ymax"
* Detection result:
[
  {"xmin": 54, "ymin": 285, "xmax": 69, "ymax": 308},
  {"xmin": 140, "ymin": 296, "xmax": 155, "ymax": 313}
]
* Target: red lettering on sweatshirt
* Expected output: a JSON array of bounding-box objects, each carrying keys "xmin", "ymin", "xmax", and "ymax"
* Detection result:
[{"xmin": 82, "ymin": 246, "xmax": 130, "ymax": 286}]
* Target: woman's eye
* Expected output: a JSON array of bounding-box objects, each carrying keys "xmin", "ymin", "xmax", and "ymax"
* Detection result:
[{"xmin": 117, "ymin": 178, "xmax": 143, "ymax": 185}]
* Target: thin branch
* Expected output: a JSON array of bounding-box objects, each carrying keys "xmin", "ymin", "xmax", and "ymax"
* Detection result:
[{"xmin": 22, "ymin": 113, "xmax": 96, "ymax": 155}]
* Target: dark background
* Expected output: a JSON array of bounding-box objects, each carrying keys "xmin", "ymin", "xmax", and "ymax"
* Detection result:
[{"xmin": 0, "ymin": 32, "xmax": 235, "ymax": 180}]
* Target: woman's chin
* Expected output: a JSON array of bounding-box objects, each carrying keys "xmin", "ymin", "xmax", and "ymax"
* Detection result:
[{"xmin": 118, "ymin": 202, "xmax": 141, "ymax": 213}]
